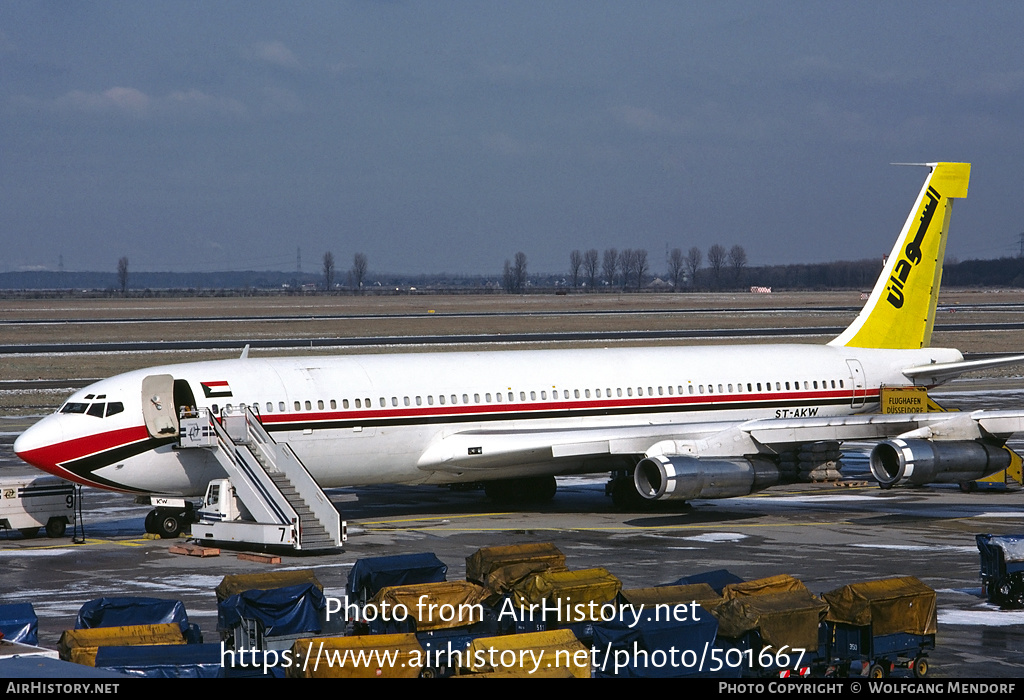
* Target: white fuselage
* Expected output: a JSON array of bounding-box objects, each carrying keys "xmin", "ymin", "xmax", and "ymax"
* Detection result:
[{"xmin": 13, "ymin": 343, "xmax": 961, "ymax": 496}]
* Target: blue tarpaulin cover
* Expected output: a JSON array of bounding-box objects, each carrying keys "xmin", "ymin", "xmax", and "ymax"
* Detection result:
[
  {"xmin": 77, "ymin": 597, "xmax": 189, "ymax": 630},
  {"xmin": 0, "ymin": 603, "xmax": 38, "ymax": 646},
  {"xmin": 669, "ymin": 569, "xmax": 744, "ymax": 595},
  {"xmin": 592, "ymin": 606, "xmax": 721, "ymax": 678},
  {"xmin": 218, "ymin": 583, "xmax": 326, "ymax": 637},
  {"xmin": 346, "ymin": 552, "xmax": 447, "ymax": 601},
  {"xmin": 0, "ymin": 601, "xmax": 37, "ymax": 646},
  {"xmin": 75, "ymin": 597, "xmax": 200, "ymax": 643},
  {"xmin": 94, "ymin": 643, "xmax": 223, "ymax": 679}
]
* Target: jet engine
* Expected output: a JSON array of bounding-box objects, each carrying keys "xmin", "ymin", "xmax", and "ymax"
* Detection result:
[
  {"xmin": 869, "ymin": 438, "xmax": 1010, "ymax": 488},
  {"xmin": 633, "ymin": 455, "xmax": 780, "ymax": 501}
]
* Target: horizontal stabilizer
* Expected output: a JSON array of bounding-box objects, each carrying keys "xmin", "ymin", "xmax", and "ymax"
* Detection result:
[{"xmin": 903, "ymin": 354, "xmax": 1024, "ymax": 383}]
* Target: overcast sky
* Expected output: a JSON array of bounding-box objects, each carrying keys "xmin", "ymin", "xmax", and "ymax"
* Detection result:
[{"xmin": 2, "ymin": 1, "xmax": 1022, "ymax": 275}]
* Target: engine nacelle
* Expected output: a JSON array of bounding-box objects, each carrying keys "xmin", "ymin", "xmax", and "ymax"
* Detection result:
[
  {"xmin": 870, "ymin": 439, "xmax": 1011, "ymax": 488},
  {"xmin": 633, "ymin": 455, "xmax": 780, "ymax": 501}
]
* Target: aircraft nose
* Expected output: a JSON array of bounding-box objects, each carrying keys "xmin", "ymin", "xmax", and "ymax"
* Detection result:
[{"xmin": 13, "ymin": 415, "xmax": 64, "ymax": 471}]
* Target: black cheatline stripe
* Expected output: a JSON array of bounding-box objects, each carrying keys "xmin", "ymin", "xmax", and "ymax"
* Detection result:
[
  {"xmin": 18, "ymin": 485, "xmax": 75, "ymax": 498},
  {"xmin": 59, "ymin": 436, "xmax": 178, "ymax": 493},
  {"xmin": 262, "ymin": 395, "xmax": 877, "ymax": 434}
]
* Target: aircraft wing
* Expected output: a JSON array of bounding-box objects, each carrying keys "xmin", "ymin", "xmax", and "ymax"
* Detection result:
[{"xmin": 417, "ymin": 409, "xmax": 1024, "ymax": 472}]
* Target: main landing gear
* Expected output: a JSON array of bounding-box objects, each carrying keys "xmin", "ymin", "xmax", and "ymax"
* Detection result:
[
  {"xmin": 484, "ymin": 476, "xmax": 557, "ymax": 504},
  {"xmin": 144, "ymin": 502, "xmax": 197, "ymax": 539}
]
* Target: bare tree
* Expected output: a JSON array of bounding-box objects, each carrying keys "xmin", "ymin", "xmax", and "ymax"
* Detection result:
[
  {"xmin": 668, "ymin": 248, "xmax": 685, "ymax": 291},
  {"xmin": 634, "ymin": 249, "xmax": 649, "ymax": 290},
  {"xmin": 322, "ymin": 251, "xmax": 335, "ymax": 291},
  {"xmin": 569, "ymin": 249, "xmax": 583, "ymax": 289},
  {"xmin": 117, "ymin": 256, "xmax": 129, "ymax": 296},
  {"xmin": 618, "ymin": 249, "xmax": 635, "ymax": 290},
  {"xmin": 583, "ymin": 249, "xmax": 599, "ymax": 290},
  {"xmin": 502, "ymin": 259, "xmax": 515, "ymax": 293},
  {"xmin": 504, "ymin": 251, "xmax": 528, "ymax": 293},
  {"xmin": 351, "ymin": 253, "xmax": 368, "ymax": 294},
  {"xmin": 728, "ymin": 244, "xmax": 748, "ymax": 285},
  {"xmin": 707, "ymin": 244, "xmax": 727, "ymax": 289},
  {"xmin": 602, "ymin": 248, "xmax": 618, "ymax": 288},
  {"xmin": 686, "ymin": 247, "xmax": 702, "ymax": 289},
  {"xmin": 513, "ymin": 251, "xmax": 528, "ymax": 293}
]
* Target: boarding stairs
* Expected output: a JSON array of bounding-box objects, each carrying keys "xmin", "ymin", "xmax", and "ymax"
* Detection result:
[{"xmin": 180, "ymin": 405, "xmax": 344, "ymax": 550}]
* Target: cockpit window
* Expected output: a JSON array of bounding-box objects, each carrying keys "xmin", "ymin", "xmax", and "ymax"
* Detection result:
[{"xmin": 60, "ymin": 400, "xmax": 124, "ymax": 418}]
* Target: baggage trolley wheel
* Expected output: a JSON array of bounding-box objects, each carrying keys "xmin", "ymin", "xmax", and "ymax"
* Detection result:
[
  {"xmin": 45, "ymin": 517, "xmax": 66, "ymax": 538},
  {"xmin": 869, "ymin": 662, "xmax": 888, "ymax": 678},
  {"xmin": 913, "ymin": 655, "xmax": 929, "ymax": 678}
]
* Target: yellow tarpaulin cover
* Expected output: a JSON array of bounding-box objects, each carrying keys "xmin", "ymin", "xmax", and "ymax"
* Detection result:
[
  {"xmin": 482, "ymin": 561, "xmax": 563, "ymax": 601},
  {"xmin": 465, "ymin": 629, "xmax": 589, "ymax": 678},
  {"xmin": 59, "ymin": 623, "xmax": 186, "ymax": 665},
  {"xmin": 215, "ymin": 569, "xmax": 323, "ymax": 602},
  {"xmin": 713, "ymin": 591, "xmax": 828, "ymax": 650},
  {"xmin": 619, "ymin": 583, "xmax": 724, "ymax": 614},
  {"xmin": 722, "ymin": 574, "xmax": 809, "ymax": 601},
  {"xmin": 289, "ymin": 634, "xmax": 424, "ymax": 678},
  {"xmin": 822, "ymin": 576, "xmax": 937, "ymax": 636},
  {"xmin": 370, "ymin": 580, "xmax": 490, "ymax": 631},
  {"xmin": 466, "ymin": 542, "xmax": 566, "ymax": 584},
  {"xmin": 512, "ymin": 568, "xmax": 622, "ymax": 621}
]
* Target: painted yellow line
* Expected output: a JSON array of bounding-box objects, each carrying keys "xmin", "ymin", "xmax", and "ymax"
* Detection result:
[
  {"xmin": 358, "ymin": 512, "xmax": 516, "ymax": 525},
  {"xmin": 363, "ymin": 521, "xmax": 847, "ymax": 532},
  {"xmin": 0, "ymin": 537, "xmax": 155, "ymax": 551}
]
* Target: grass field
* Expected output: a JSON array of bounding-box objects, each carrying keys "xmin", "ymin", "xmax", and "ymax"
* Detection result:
[{"xmin": 2, "ymin": 289, "xmax": 1023, "ymax": 413}]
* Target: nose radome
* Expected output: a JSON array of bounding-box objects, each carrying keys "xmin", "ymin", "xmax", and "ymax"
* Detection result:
[{"xmin": 13, "ymin": 415, "xmax": 63, "ymax": 468}]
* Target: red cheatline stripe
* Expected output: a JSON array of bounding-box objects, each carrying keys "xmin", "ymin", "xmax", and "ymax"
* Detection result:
[
  {"xmin": 17, "ymin": 425, "xmax": 151, "ymax": 470},
  {"xmin": 258, "ymin": 389, "xmax": 877, "ymax": 426}
]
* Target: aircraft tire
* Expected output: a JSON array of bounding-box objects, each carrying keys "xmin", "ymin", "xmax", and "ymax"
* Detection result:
[
  {"xmin": 610, "ymin": 474, "xmax": 649, "ymax": 511},
  {"xmin": 157, "ymin": 512, "xmax": 183, "ymax": 539},
  {"xmin": 485, "ymin": 476, "xmax": 557, "ymax": 504}
]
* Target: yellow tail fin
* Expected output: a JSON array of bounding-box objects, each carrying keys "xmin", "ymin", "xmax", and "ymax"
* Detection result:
[{"xmin": 829, "ymin": 162, "xmax": 970, "ymax": 349}]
